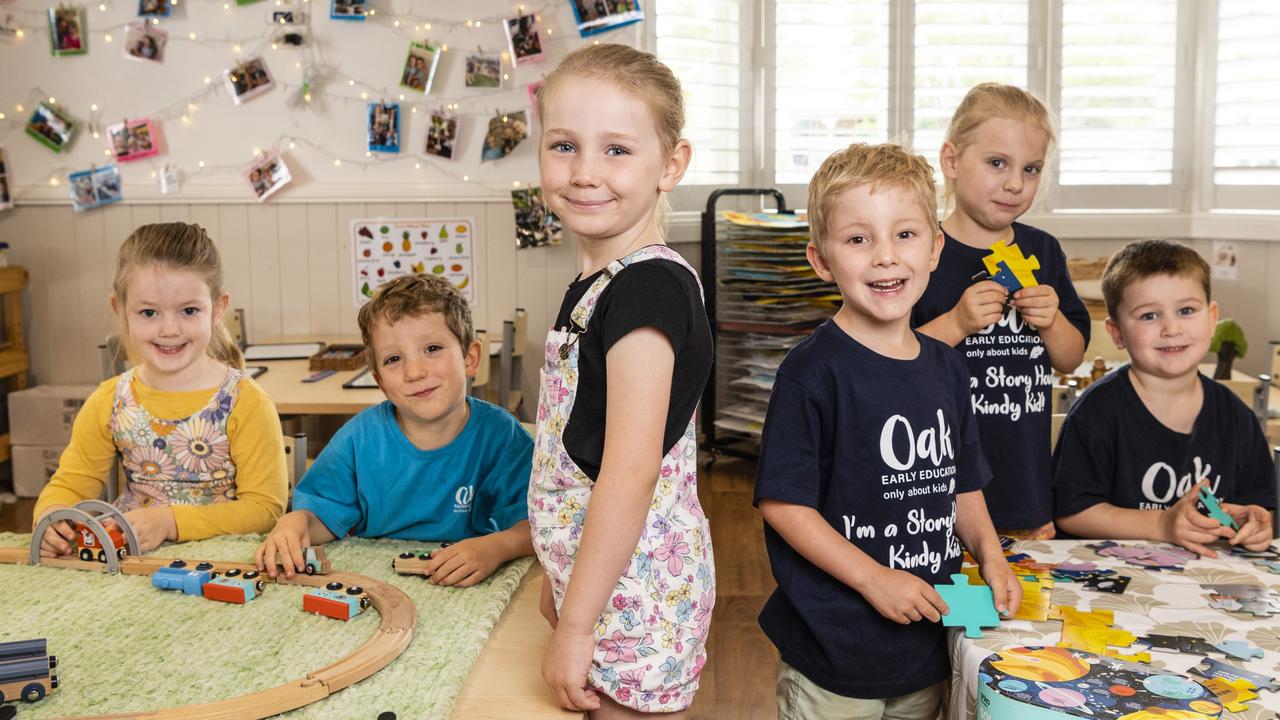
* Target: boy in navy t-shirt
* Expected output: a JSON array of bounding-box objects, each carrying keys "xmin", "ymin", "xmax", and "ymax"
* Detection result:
[
  {"xmin": 1053, "ymin": 239, "xmax": 1274, "ymax": 556},
  {"xmin": 755, "ymin": 143, "xmax": 1019, "ymax": 717},
  {"xmin": 256, "ymin": 274, "xmax": 534, "ymax": 585}
]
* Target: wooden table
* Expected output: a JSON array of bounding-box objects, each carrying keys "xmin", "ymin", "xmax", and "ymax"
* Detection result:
[{"xmin": 454, "ymin": 564, "xmax": 583, "ymax": 719}]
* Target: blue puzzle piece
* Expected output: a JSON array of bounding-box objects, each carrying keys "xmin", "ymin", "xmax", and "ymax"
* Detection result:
[
  {"xmin": 990, "ymin": 260, "xmax": 1024, "ymax": 294},
  {"xmin": 1254, "ymin": 560, "xmax": 1280, "ymax": 574},
  {"xmin": 934, "ymin": 573, "xmax": 1001, "ymax": 639},
  {"xmin": 1198, "ymin": 486, "xmax": 1239, "ymax": 530},
  {"xmin": 1213, "ymin": 640, "xmax": 1264, "ymax": 661},
  {"xmin": 1190, "ymin": 656, "xmax": 1280, "ymax": 692}
]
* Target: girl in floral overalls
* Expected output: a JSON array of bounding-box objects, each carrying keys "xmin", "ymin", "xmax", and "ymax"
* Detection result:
[
  {"xmin": 531, "ymin": 44, "xmax": 715, "ymax": 717},
  {"xmin": 36, "ymin": 222, "xmax": 288, "ymax": 556}
]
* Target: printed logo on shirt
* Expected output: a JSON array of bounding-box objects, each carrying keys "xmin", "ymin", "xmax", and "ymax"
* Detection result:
[
  {"xmin": 454, "ymin": 485, "xmax": 475, "ymax": 513},
  {"xmin": 1139, "ymin": 457, "xmax": 1220, "ymax": 510},
  {"xmin": 847, "ymin": 408, "xmax": 963, "ymax": 573}
]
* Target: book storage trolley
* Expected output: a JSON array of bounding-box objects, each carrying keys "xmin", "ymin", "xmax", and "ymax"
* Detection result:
[{"xmin": 700, "ymin": 189, "xmax": 838, "ymax": 460}]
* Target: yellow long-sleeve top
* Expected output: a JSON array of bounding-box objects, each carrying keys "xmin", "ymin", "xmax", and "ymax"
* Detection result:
[{"xmin": 34, "ymin": 371, "xmax": 288, "ymax": 540}]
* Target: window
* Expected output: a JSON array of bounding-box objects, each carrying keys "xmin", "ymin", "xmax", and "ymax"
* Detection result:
[
  {"xmin": 654, "ymin": 0, "xmax": 744, "ymax": 186},
  {"xmin": 1213, "ymin": 0, "xmax": 1280, "ymax": 208},
  {"xmin": 773, "ymin": 0, "xmax": 890, "ymax": 185},
  {"xmin": 1058, "ymin": 0, "xmax": 1179, "ymax": 191},
  {"xmin": 913, "ymin": 0, "xmax": 1029, "ymax": 162}
]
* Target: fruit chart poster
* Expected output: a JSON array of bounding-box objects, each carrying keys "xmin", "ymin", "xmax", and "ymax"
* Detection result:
[{"xmin": 351, "ymin": 218, "xmax": 476, "ymax": 307}]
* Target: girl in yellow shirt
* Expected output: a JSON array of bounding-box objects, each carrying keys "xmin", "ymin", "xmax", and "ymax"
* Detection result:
[{"xmin": 35, "ymin": 222, "xmax": 288, "ymax": 555}]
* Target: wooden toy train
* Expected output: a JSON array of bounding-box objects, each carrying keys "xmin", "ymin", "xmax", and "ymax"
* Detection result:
[{"xmin": 0, "ymin": 638, "xmax": 58, "ymax": 705}]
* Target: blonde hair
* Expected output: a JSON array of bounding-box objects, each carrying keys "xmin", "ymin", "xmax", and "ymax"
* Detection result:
[
  {"xmin": 942, "ymin": 82, "xmax": 1056, "ymax": 204},
  {"xmin": 113, "ymin": 222, "xmax": 243, "ymax": 370},
  {"xmin": 357, "ymin": 274, "xmax": 475, "ymax": 372},
  {"xmin": 807, "ymin": 143, "xmax": 939, "ymax": 252},
  {"xmin": 536, "ymin": 43, "xmax": 685, "ymax": 230}
]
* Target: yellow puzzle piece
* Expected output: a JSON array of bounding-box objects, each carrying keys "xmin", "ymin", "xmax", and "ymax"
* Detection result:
[
  {"xmin": 982, "ymin": 239, "xmax": 1040, "ymax": 289},
  {"xmin": 1202, "ymin": 676, "xmax": 1258, "ymax": 713},
  {"xmin": 961, "ymin": 565, "xmax": 1054, "ymax": 621}
]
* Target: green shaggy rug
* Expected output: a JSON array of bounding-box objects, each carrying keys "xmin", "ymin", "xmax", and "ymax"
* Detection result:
[{"xmin": 0, "ymin": 533, "xmax": 532, "ymax": 719}]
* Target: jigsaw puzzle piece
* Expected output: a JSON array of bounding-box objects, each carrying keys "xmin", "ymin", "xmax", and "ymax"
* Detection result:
[
  {"xmin": 1212, "ymin": 640, "xmax": 1264, "ymax": 661},
  {"xmin": 989, "ymin": 260, "xmax": 1024, "ymax": 294},
  {"xmin": 961, "ymin": 565, "xmax": 1053, "ymax": 622},
  {"xmin": 1197, "ymin": 486, "xmax": 1239, "ymax": 530},
  {"xmin": 1190, "ymin": 656, "xmax": 1280, "ymax": 693},
  {"xmin": 1201, "ymin": 676, "xmax": 1259, "ymax": 713},
  {"xmin": 981, "ymin": 239, "xmax": 1040, "ymax": 289},
  {"xmin": 935, "ymin": 573, "xmax": 1001, "ymax": 639}
]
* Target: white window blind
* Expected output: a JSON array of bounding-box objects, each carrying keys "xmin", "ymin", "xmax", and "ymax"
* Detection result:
[
  {"xmin": 1214, "ymin": 0, "xmax": 1280, "ymax": 187},
  {"xmin": 774, "ymin": 0, "xmax": 890, "ymax": 185},
  {"xmin": 913, "ymin": 0, "xmax": 1029, "ymax": 163},
  {"xmin": 655, "ymin": 0, "xmax": 743, "ymax": 186},
  {"xmin": 1059, "ymin": 0, "xmax": 1178, "ymax": 186}
]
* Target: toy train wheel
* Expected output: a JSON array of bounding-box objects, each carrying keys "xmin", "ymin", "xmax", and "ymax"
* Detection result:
[
  {"xmin": 21, "ymin": 682, "xmax": 44, "ymax": 702},
  {"xmin": 346, "ymin": 585, "xmax": 364, "ymax": 595},
  {"xmin": 243, "ymin": 570, "xmax": 260, "ymax": 580},
  {"xmin": 399, "ymin": 551, "xmax": 415, "ymax": 559},
  {"xmin": 305, "ymin": 563, "xmax": 317, "ymax": 575},
  {"xmin": 255, "ymin": 580, "xmax": 266, "ymax": 593},
  {"xmin": 196, "ymin": 562, "xmax": 214, "ymax": 571},
  {"xmin": 48, "ymin": 655, "xmax": 57, "ymax": 669},
  {"xmin": 326, "ymin": 581, "xmax": 344, "ymax": 591},
  {"xmin": 224, "ymin": 568, "xmax": 241, "ymax": 577},
  {"xmin": 359, "ymin": 596, "xmax": 370, "ymax": 609},
  {"xmin": 79, "ymin": 548, "xmax": 94, "ymax": 562},
  {"xmin": 170, "ymin": 559, "xmax": 187, "ymax": 568},
  {"xmin": 117, "ymin": 547, "xmax": 127, "ymax": 560},
  {"xmin": 97, "ymin": 549, "xmax": 107, "ymax": 563}
]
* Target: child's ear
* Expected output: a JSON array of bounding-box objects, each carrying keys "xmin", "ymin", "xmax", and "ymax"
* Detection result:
[
  {"xmin": 109, "ymin": 292, "xmax": 120, "ymax": 315},
  {"xmin": 463, "ymin": 338, "xmax": 482, "ymax": 379},
  {"xmin": 211, "ymin": 291, "xmax": 230, "ymax": 323},
  {"xmin": 806, "ymin": 242, "xmax": 834, "ymax": 283},
  {"xmin": 1104, "ymin": 317, "xmax": 1125, "ymax": 351},
  {"xmin": 1208, "ymin": 300, "xmax": 1220, "ymax": 326},
  {"xmin": 928, "ymin": 229, "xmax": 944, "ymax": 271},
  {"xmin": 939, "ymin": 141, "xmax": 960, "ymax": 180},
  {"xmin": 657, "ymin": 139, "xmax": 692, "ymax": 193}
]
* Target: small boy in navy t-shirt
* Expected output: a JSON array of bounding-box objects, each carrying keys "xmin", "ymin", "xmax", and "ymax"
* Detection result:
[
  {"xmin": 755, "ymin": 143, "xmax": 1019, "ymax": 717},
  {"xmin": 256, "ymin": 274, "xmax": 534, "ymax": 585},
  {"xmin": 1053, "ymin": 239, "xmax": 1274, "ymax": 556}
]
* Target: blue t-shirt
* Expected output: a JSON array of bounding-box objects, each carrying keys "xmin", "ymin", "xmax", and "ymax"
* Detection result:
[
  {"xmin": 292, "ymin": 397, "xmax": 533, "ymax": 541},
  {"xmin": 753, "ymin": 321, "xmax": 991, "ymax": 699},
  {"xmin": 912, "ymin": 222, "xmax": 1090, "ymax": 529},
  {"xmin": 1053, "ymin": 367, "xmax": 1275, "ymax": 519}
]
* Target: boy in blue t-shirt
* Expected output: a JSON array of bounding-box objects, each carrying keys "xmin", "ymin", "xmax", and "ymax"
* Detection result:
[
  {"xmin": 755, "ymin": 143, "xmax": 1019, "ymax": 717},
  {"xmin": 1053, "ymin": 239, "xmax": 1274, "ymax": 556},
  {"xmin": 256, "ymin": 274, "xmax": 533, "ymax": 586}
]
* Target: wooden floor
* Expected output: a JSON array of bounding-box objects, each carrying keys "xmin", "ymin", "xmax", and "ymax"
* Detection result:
[{"xmin": 0, "ymin": 459, "xmax": 779, "ymax": 719}]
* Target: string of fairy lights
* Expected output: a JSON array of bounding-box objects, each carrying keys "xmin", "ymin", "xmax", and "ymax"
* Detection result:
[{"xmin": 0, "ymin": 0, "xmax": 637, "ymax": 200}]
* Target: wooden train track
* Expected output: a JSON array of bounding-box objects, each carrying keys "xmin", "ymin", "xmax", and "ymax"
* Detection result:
[{"xmin": 0, "ymin": 547, "xmax": 416, "ymax": 719}]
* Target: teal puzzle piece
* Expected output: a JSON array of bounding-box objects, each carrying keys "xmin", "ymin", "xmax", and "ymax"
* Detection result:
[
  {"xmin": 935, "ymin": 573, "xmax": 1001, "ymax": 639},
  {"xmin": 1198, "ymin": 486, "xmax": 1239, "ymax": 530},
  {"xmin": 1213, "ymin": 640, "xmax": 1264, "ymax": 661}
]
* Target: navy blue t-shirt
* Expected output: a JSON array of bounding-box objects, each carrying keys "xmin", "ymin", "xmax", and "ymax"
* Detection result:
[
  {"xmin": 912, "ymin": 223, "xmax": 1090, "ymax": 529},
  {"xmin": 753, "ymin": 321, "xmax": 991, "ymax": 699},
  {"xmin": 1053, "ymin": 367, "xmax": 1275, "ymax": 518}
]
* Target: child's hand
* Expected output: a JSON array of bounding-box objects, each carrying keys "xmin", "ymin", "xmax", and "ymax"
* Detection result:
[
  {"xmin": 542, "ymin": 626, "xmax": 601, "ymax": 712},
  {"xmin": 952, "ymin": 281, "xmax": 1008, "ymax": 335},
  {"xmin": 1011, "ymin": 285, "xmax": 1059, "ymax": 331},
  {"xmin": 255, "ymin": 511, "xmax": 312, "ymax": 579},
  {"xmin": 1223, "ymin": 503, "xmax": 1273, "ymax": 551},
  {"xmin": 540, "ymin": 573, "xmax": 558, "ymax": 629},
  {"xmin": 422, "ymin": 536, "xmax": 502, "ymax": 587},
  {"xmin": 861, "ymin": 566, "xmax": 950, "ymax": 624},
  {"xmin": 1158, "ymin": 480, "xmax": 1233, "ymax": 557},
  {"xmin": 37, "ymin": 508, "xmax": 75, "ymax": 558},
  {"xmin": 121, "ymin": 506, "xmax": 176, "ymax": 553},
  {"xmin": 979, "ymin": 559, "xmax": 1023, "ymax": 618}
]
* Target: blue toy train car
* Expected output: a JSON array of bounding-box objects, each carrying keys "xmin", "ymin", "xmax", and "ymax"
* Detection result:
[{"xmin": 150, "ymin": 561, "xmax": 264, "ymax": 604}]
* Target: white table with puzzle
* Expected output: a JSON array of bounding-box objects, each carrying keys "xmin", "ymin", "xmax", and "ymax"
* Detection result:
[{"xmin": 947, "ymin": 538, "xmax": 1280, "ymax": 719}]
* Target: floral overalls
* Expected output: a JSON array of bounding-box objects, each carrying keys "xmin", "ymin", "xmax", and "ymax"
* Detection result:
[
  {"xmin": 529, "ymin": 245, "xmax": 715, "ymax": 712},
  {"xmin": 110, "ymin": 367, "xmax": 241, "ymax": 511}
]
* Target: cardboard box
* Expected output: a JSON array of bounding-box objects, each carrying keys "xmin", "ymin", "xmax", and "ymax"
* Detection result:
[
  {"xmin": 12, "ymin": 444, "xmax": 66, "ymax": 497},
  {"xmin": 8, "ymin": 384, "xmax": 97, "ymax": 445}
]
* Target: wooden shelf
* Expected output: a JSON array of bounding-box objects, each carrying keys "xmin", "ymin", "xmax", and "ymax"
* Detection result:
[{"xmin": 0, "ymin": 267, "xmax": 29, "ymax": 467}]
